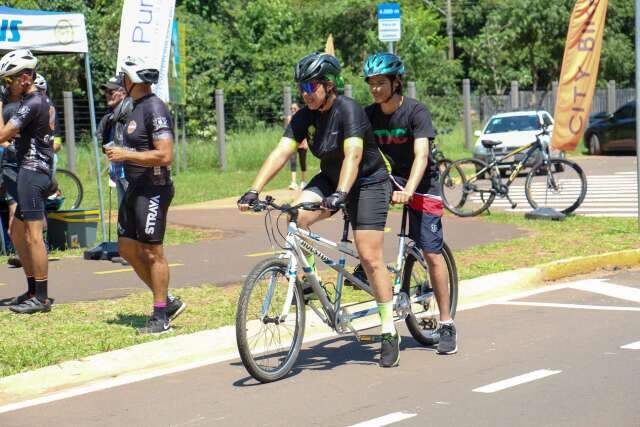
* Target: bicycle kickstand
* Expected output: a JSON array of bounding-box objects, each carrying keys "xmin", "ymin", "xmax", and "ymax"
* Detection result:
[{"xmin": 505, "ymin": 193, "xmax": 518, "ymax": 210}]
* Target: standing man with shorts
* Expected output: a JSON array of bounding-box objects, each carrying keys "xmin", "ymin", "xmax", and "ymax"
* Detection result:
[
  {"xmin": 364, "ymin": 53, "xmax": 457, "ymax": 354},
  {"xmin": 105, "ymin": 57, "xmax": 184, "ymax": 334},
  {"xmin": 0, "ymin": 49, "xmax": 55, "ymax": 314}
]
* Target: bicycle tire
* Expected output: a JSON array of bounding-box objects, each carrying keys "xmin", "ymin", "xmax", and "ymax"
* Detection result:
[
  {"xmin": 402, "ymin": 243, "xmax": 458, "ymax": 346},
  {"xmin": 55, "ymin": 168, "xmax": 84, "ymax": 209},
  {"xmin": 236, "ymin": 257, "xmax": 306, "ymax": 383},
  {"xmin": 524, "ymin": 159, "xmax": 587, "ymax": 215},
  {"xmin": 441, "ymin": 158, "xmax": 496, "ymax": 217}
]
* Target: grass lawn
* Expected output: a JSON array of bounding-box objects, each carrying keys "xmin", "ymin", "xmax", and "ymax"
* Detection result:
[{"xmin": 0, "ymin": 213, "xmax": 638, "ymax": 377}]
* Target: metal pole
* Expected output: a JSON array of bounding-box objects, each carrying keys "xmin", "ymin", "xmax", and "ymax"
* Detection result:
[
  {"xmin": 215, "ymin": 89, "xmax": 226, "ymax": 170},
  {"xmin": 344, "ymin": 84, "xmax": 353, "ymax": 98},
  {"xmin": 463, "ymin": 78, "xmax": 472, "ymax": 150},
  {"xmin": 446, "ymin": 0, "xmax": 454, "ymax": 60},
  {"xmin": 283, "ymin": 85, "xmax": 292, "ymax": 127},
  {"xmin": 62, "ymin": 91, "xmax": 76, "ymax": 173},
  {"xmin": 85, "ymin": 53, "xmax": 107, "ymax": 239},
  {"xmin": 408, "ymin": 81, "xmax": 416, "ymax": 99},
  {"xmin": 636, "ymin": 0, "xmax": 640, "ymax": 230},
  {"xmin": 607, "ymin": 80, "xmax": 616, "ymax": 114},
  {"xmin": 173, "ymin": 105, "xmax": 180, "ymax": 175},
  {"xmin": 388, "ymin": 42, "xmax": 394, "ymax": 54},
  {"xmin": 181, "ymin": 106, "xmax": 187, "ymax": 170},
  {"xmin": 510, "ymin": 81, "xmax": 519, "ymax": 111}
]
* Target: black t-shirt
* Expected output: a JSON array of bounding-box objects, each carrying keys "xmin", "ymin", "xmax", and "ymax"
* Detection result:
[
  {"xmin": 284, "ymin": 95, "xmax": 388, "ymax": 186},
  {"xmin": 8, "ymin": 91, "xmax": 54, "ymax": 174},
  {"xmin": 366, "ymin": 97, "xmax": 439, "ymax": 195},
  {"xmin": 123, "ymin": 94, "xmax": 173, "ymax": 185}
]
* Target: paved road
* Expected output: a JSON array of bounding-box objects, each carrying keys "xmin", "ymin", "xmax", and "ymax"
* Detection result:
[
  {"xmin": 487, "ymin": 155, "xmax": 640, "ymax": 217},
  {"xmin": 2, "ymin": 269, "xmax": 638, "ymax": 426},
  {"xmin": 0, "ymin": 208, "xmax": 525, "ymax": 306}
]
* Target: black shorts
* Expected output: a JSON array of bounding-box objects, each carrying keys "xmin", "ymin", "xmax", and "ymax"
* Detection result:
[
  {"xmin": 305, "ymin": 172, "xmax": 391, "ymax": 231},
  {"xmin": 118, "ymin": 183, "xmax": 174, "ymax": 244},
  {"xmin": 15, "ymin": 168, "xmax": 51, "ymax": 221},
  {"xmin": 3, "ymin": 168, "xmax": 17, "ymax": 205}
]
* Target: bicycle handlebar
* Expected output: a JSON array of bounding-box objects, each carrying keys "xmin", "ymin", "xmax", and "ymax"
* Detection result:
[{"xmin": 250, "ymin": 196, "xmax": 334, "ymax": 213}]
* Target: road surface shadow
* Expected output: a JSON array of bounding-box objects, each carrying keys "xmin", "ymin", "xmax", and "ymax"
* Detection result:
[{"xmin": 232, "ymin": 334, "xmax": 434, "ymax": 387}]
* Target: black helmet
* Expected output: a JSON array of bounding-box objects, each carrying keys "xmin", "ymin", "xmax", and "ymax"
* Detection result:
[{"xmin": 294, "ymin": 52, "xmax": 341, "ymax": 83}]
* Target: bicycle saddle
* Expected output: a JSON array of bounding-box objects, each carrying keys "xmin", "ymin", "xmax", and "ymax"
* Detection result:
[{"xmin": 481, "ymin": 140, "xmax": 502, "ymax": 148}]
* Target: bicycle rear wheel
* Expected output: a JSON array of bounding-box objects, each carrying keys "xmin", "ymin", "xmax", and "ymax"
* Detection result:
[
  {"xmin": 441, "ymin": 159, "xmax": 495, "ymax": 217},
  {"xmin": 54, "ymin": 168, "xmax": 83, "ymax": 209},
  {"xmin": 236, "ymin": 257, "xmax": 306, "ymax": 383},
  {"xmin": 402, "ymin": 243, "xmax": 458, "ymax": 346},
  {"xmin": 525, "ymin": 159, "xmax": 587, "ymax": 215}
]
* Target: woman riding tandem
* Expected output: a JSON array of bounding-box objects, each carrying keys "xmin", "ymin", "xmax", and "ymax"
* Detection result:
[
  {"xmin": 238, "ymin": 52, "xmax": 405, "ymax": 368},
  {"xmin": 364, "ymin": 53, "xmax": 457, "ymax": 354}
]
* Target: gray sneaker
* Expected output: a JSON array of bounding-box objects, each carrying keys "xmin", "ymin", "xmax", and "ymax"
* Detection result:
[
  {"xmin": 379, "ymin": 333, "xmax": 401, "ymax": 367},
  {"xmin": 137, "ymin": 316, "xmax": 172, "ymax": 335},
  {"xmin": 166, "ymin": 296, "xmax": 186, "ymax": 321},
  {"xmin": 436, "ymin": 323, "xmax": 458, "ymax": 354}
]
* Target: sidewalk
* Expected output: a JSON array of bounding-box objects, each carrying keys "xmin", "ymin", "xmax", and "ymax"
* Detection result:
[{"xmin": 2, "ymin": 248, "xmax": 639, "ymax": 409}]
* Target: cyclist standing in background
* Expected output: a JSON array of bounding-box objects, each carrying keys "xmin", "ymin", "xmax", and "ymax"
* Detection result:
[
  {"xmin": 97, "ymin": 75, "xmax": 132, "ymax": 206},
  {"xmin": 0, "ymin": 49, "xmax": 55, "ymax": 314},
  {"xmin": 364, "ymin": 53, "xmax": 457, "ymax": 354},
  {"xmin": 286, "ymin": 103, "xmax": 308, "ymax": 190},
  {"xmin": 105, "ymin": 57, "xmax": 185, "ymax": 334},
  {"xmin": 33, "ymin": 74, "xmax": 62, "ymax": 161},
  {"xmin": 238, "ymin": 52, "xmax": 403, "ymax": 368}
]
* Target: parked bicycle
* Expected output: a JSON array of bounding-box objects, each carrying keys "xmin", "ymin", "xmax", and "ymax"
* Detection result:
[
  {"xmin": 49, "ymin": 168, "xmax": 83, "ymax": 210},
  {"xmin": 235, "ymin": 196, "xmax": 458, "ymax": 383},
  {"xmin": 439, "ymin": 128, "xmax": 587, "ymax": 217}
]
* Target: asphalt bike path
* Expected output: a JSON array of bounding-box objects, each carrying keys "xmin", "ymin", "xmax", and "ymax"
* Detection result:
[
  {"xmin": 1, "ymin": 268, "xmax": 638, "ymax": 426},
  {"xmin": 0, "ymin": 205, "xmax": 525, "ymax": 305}
]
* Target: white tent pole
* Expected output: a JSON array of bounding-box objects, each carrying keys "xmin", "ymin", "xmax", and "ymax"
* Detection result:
[{"xmin": 84, "ymin": 53, "xmax": 107, "ymax": 239}]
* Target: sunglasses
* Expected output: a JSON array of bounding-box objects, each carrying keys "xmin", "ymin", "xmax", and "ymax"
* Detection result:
[
  {"xmin": 298, "ymin": 81, "xmax": 322, "ymax": 94},
  {"xmin": 3, "ymin": 77, "xmax": 14, "ymax": 85}
]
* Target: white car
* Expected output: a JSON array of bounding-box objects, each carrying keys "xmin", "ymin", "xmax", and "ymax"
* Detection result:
[{"xmin": 472, "ymin": 111, "xmax": 562, "ymax": 170}]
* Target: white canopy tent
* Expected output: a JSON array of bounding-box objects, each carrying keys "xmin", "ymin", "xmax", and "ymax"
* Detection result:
[{"xmin": 0, "ymin": 6, "xmax": 107, "ymax": 239}]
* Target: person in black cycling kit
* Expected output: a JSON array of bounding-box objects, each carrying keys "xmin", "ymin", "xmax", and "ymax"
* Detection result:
[
  {"xmin": 0, "ymin": 49, "xmax": 54, "ymax": 314},
  {"xmin": 0, "ymin": 71, "xmax": 22, "ymax": 252},
  {"xmin": 238, "ymin": 52, "xmax": 402, "ymax": 368},
  {"xmin": 105, "ymin": 57, "xmax": 185, "ymax": 334},
  {"xmin": 364, "ymin": 52, "xmax": 457, "ymax": 354}
]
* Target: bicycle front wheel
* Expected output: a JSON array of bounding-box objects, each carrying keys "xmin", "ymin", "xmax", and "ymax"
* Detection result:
[
  {"xmin": 525, "ymin": 159, "xmax": 587, "ymax": 215},
  {"xmin": 402, "ymin": 243, "xmax": 458, "ymax": 346},
  {"xmin": 54, "ymin": 168, "xmax": 84, "ymax": 209},
  {"xmin": 236, "ymin": 257, "xmax": 306, "ymax": 383},
  {"xmin": 441, "ymin": 159, "xmax": 495, "ymax": 217}
]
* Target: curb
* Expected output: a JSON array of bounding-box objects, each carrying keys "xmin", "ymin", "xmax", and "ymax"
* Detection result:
[{"xmin": 1, "ymin": 248, "xmax": 639, "ymax": 408}]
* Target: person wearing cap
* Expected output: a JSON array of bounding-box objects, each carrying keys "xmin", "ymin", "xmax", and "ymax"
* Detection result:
[
  {"xmin": 97, "ymin": 75, "xmax": 132, "ymax": 206},
  {"xmin": 105, "ymin": 57, "xmax": 184, "ymax": 334},
  {"xmin": 0, "ymin": 49, "xmax": 55, "ymax": 314}
]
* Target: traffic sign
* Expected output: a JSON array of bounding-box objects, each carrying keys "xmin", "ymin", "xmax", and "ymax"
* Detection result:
[{"xmin": 377, "ymin": 3, "xmax": 401, "ymax": 42}]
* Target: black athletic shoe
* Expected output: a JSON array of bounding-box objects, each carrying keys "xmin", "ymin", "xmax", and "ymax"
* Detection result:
[
  {"xmin": 166, "ymin": 296, "xmax": 186, "ymax": 321},
  {"xmin": 9, "ymin": 292, "xmax": 32, "ymax": 306},
  {"xmin": 9, "ymin": 297, "xmax": 51, "ymax": 314},
  {"xmin": 7, "ymin": 255, "xmax": 21, "ymax": 268},
  {"xmin": 137, "ymin": 316, "xmax": 172, "ymax": 335},
  {"xmin": 436, "ymin": 323, "xmax": 458, "ymax": 355},
  {"xmin": 379, "ymin": 333, "xmax": 401, "ymax": 368}
]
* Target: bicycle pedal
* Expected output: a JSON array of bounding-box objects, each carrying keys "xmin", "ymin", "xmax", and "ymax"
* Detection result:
[{"xmin": 358, "ymin": 334, "xmax": 381, "ymax": 343}]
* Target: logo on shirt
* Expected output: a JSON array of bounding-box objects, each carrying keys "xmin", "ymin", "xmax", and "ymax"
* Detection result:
[
  {"xmin": 127, "ymin": 120, "xmax": 137, "ymax": 134},
  {"xmin": 152, "ymin": 115, "xmax": 169, "ymax": 132},
  {"xmin": 374, "ymin": 128, "xmax": 408, "ymax": 145}
]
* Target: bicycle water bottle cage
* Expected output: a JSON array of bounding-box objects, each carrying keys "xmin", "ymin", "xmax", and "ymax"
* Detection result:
[{"xmin": 481, "ymin": 140, "xmax": 502, "ymax": 149}]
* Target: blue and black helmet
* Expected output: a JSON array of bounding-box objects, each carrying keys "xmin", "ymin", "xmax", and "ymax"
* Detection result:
[{"xmin": 363, "ymin": 53, "xmax": 405, "ymax": 79}]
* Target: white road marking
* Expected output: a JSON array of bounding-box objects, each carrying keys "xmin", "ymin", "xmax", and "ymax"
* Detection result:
[
  {"xmin": 473, "ymin": 369, "xmax": 562, "ymax": 393},
  {"xmin": 348, "ymin": 412, "xmax": 417, "ymax": 427},
  {"xmin": 621, "ymin": 341, "xmax": 640, "ymax": 350},
  {"xmin": 496, "ymin": 301, "xmax": 640, "ymax": 312},
  {"xmin": 568, "ymin": 280, "xmax": 640, "ymax": 304}
]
